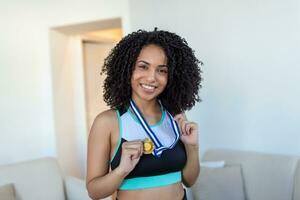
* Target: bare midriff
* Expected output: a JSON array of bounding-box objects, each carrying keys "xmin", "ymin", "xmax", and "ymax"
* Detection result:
[{"xmin": 116, "ymin": 182, "xmax": 184, "ymax": 200}]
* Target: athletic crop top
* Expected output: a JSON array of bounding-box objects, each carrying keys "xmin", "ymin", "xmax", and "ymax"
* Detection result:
[{"xmin": 110, "ymin": 106, "xmax": 187, "ymax": 190}]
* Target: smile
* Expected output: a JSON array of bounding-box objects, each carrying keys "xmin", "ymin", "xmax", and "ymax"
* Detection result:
[{"xmin": 140, "ymin": 83, "xmax": 157, "ymax": 91}]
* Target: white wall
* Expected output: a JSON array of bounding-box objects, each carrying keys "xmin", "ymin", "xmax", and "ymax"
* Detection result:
[
  {"xmin": 0, "ymin": 0, "xmax": 130, "ymax": 173},
  {"xmin": 1, "ymin": 0, "xmax": 299, "ymax": 178},
  {"xmin": 129, "ymin": 0, "xmax": 300, "ymax": 156}
]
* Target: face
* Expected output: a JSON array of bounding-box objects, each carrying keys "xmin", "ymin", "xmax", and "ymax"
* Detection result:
[{"xmin": 131, "ymin": 44, "xmax": 168, "ymax": 102}]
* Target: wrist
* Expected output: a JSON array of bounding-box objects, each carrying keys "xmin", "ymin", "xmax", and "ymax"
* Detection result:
[
  {"xmin": 114, "ymin": 166, "xmax": 129, "ymax": 179},
  {"xmin": 184, "ymin": 143, "xmax": 200, "ymax": 156},
  {"xmin": 184, "ymin": 143, "xmax": 199, "ymax": 151}
]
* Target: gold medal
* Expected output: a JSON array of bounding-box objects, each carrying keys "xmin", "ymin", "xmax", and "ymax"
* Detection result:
[{"xmin": 143, "ymin": 138, "xmax": 155, "ymax": 154}]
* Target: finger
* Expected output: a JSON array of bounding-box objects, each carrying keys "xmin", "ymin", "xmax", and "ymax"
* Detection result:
[
  {"xmin": 176, "ymin": 117, "xmax": 184, "ymax": 135},
  {"xmin": 124, "ymin": 140, "xmax": 142, "ymax": 146},
  {"xmin": 175, "ymin": 112, "xmax": 187, "ymax": 119},
  {"xmin": 122, "ymin": 145, "xmax": 142, "ymax": 158},
  {"xmin": 126, "ymin": 143, "xmax": 143, "ymax": 150},
  {"xmin": 130, "ymin": 140, "xmax": 143, "ymax": 149},
  {"xmin": 179, "ymin": 118, "xmax": 188, "ymax": 135},
  {"xmin": 123, "ymin": 143, "xmax": 142, "ymax": 152},
  {"xmin": 187, "ymin": 122, "xmax": 198, "ymax": 135},
  {"xmin": 185, "ymin": 123, "xmax": 193, "ymax": 135},
  {"xmin": 140, "ymin": 143, "xmax": 143, "ymax": 156},
  {"xmin": 174, "ymin": 114, "xmax": 183, "ymax": 121},
  {"xmin": 131, "ymin": 150, "xmax": 141, "ymax": 159},
  {"xmin": 123, "ymin": 141, "xmax": 143, "ymax": 149},
  {"xmin": 124, "ymin": 148, "xmax": 142, "ymax": 159}
]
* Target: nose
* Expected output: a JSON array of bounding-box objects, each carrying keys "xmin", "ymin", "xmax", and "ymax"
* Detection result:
[{"xmin": 146, "ymin": 69, "xmax": 156, "ymax": 82}]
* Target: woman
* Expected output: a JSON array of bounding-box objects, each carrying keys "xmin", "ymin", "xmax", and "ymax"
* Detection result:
[{"xmin": 86, "ymin": 29, "xmax": 202, "ymax": 200}]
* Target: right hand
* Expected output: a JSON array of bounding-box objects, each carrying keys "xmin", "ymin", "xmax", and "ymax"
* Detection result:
[{"xmin": 118, "ymin": 140, "xmax": 143, "ymax": 176}]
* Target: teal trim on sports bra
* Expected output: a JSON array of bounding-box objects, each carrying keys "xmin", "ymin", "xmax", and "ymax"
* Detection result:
[
  {"xmin": 110, "ymin": 110, "xmax": 122, "ymax": 163},
  {"xmin": 119, "ymin": 171, "xmax": 181, "ymax": 190},
  {"xmin": 127, "ymin": 105, "xmax": 165, "ymax": 128}
]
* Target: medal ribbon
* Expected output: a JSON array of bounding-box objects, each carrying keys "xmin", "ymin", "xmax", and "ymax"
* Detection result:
[{"xmin": 130, "ymin": 99, "xmax": 180, "ymax": 157}]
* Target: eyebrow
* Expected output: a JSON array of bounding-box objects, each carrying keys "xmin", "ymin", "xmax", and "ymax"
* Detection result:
[{"xmin": 137, "ymin": 60, "xmax": 167, "ymax": 67}]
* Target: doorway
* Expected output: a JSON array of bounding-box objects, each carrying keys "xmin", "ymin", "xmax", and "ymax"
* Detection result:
[
  {"xmin": 50, "ymin": 19, "xmax": 122, "ymax": 178},
  {"xmin": 82, "ymin": 28, "xmax": 122, "ymax": 130}
]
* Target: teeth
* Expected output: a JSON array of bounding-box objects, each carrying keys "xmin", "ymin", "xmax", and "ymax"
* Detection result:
[{"xmin": 141, "ymin": 84, "xmax": 155, "ymax": 90}]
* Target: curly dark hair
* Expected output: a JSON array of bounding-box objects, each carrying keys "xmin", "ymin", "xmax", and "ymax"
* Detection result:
[{"xmin": 101, "ymin": 29, "xmax": 203, "ymax": 115}]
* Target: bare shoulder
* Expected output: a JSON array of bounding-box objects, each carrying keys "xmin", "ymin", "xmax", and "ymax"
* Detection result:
[
  {"xmin": 86, "ymin": 109, "xmax": 119, "ymax": 184},
  {"xmin": 89, "ymin": 109, "xmax": 118, "ymax": 138},
  {"xmin": 93, "ymin": 109, "xmax": 118, "ymax": 125}
]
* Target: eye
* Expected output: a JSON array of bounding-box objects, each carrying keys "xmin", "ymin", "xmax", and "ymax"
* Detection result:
[
  {"xmin": 138, "ymin": 65, "xmax": 147, "ymax": 70},
  {"xmin": 158, "ymin": 68, "xmax": 168, "ymax": 74}
]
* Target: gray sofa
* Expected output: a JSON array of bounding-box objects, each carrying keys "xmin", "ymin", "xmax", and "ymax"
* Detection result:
[
  {"xmin": 192, "ymin": 149, "xmax": 300, "ymax": 200},
  {"xmin": 2, "ymin": 150, "xmax": 299, "ymax": 200},
  {"xmin": 0, "ymin": 157, "xmax": 98, "ymax": 200}
]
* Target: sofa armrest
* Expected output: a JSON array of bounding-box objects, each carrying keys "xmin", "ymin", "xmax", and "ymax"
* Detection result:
[
  {"xmin": 64, "ymin": 176, "xmax": 91, "ymax": 200},
  {"xmin": 64, "ymin": 176, "xmax": 112, "ymax": 200}
]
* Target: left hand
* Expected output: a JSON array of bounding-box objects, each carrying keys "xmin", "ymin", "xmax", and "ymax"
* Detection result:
[{"xmin": 174, "ymin": 113, "xmax": 199, "ymax": 147}]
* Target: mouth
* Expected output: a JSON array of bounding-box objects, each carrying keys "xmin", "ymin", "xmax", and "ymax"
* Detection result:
[{"xmin": 140, "ymin": 83, "xmax": 157, "ymax": 92}]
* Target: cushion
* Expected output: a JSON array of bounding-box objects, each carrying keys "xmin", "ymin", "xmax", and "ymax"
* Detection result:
[
  {"xmin": 192, "ymin": 165, "xmax": 245, "ymax": 200},
  {"xmin": 0, "ymin": 184, "xmax": 16, "ymax": 200},
  {"xmin": 294, "ymin": 161, "xmax": 300, "ymax": 200},
  {"xmin": 203, "ymin": 149, "xmax": 298, "ymax": 200},
  {"xmin": 0, "ymin": 157, "xmax": 65, "ymax": 200}
]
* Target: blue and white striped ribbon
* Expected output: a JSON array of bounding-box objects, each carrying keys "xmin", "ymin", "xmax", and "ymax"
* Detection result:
[{"xmin": 130, "ymin": 99, "xmax": 180, "ymax": 157}]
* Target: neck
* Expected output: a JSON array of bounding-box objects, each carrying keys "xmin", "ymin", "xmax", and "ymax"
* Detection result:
[{"xmin": 131, "ymin": 97, "xmax": 160, "ymax": 115}]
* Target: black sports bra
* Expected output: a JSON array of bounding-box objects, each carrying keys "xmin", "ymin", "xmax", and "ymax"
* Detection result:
[{"xmin": 110, "ymin": 108, "xmax": 187, "ymax": 190}]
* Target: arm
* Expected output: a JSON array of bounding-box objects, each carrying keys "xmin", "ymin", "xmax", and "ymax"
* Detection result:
[
  {"xmin": 86, "ymin": 110, "xmax": 143, "ymax": 199},
  {"xmin": 86, "ymin": 110, "xmax": 125, "ymax": 199},
  {"xmin": 182, "ymin": 144, "xmax": 200, "ymax": 187},
  {"xmin": 174, "ymin": 113, "xmax": 200, "ymax": 187}
]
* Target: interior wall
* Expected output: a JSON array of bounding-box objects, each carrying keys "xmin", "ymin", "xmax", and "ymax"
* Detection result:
[
  {"xmin": 0, "ymin": 0, "xmax": 130, "ymax": 173},
  {"xmin": 49, "ymin": 32, "xmax": 88, "ymax": 177},
  {"xmin": 129, "ymin": 0, "xmax": 300, "ymax": 156}
]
